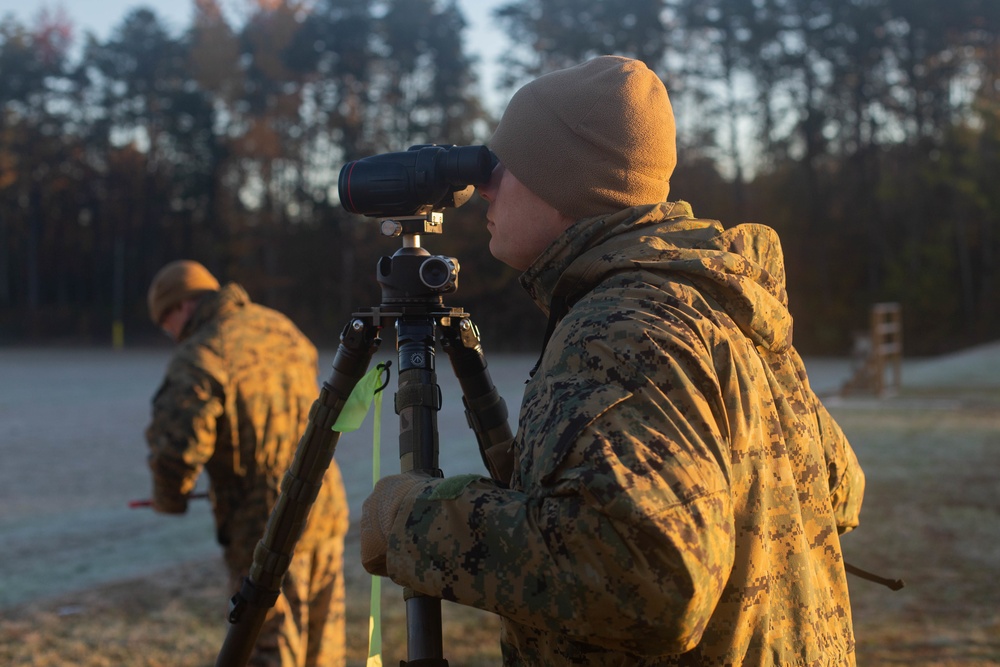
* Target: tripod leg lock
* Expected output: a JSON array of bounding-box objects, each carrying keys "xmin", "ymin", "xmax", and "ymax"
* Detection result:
[
  {"xmin": 280, "ymin": 469, "xmax": 324, "ymax": 504},
  {"xmin": 461, "ymin": 392, "xmax": 514, "ymax": 485},
  {"xmin": 461, "ymin": 389, "xmax": 508, "ymax": 432},
  {"xmin": 227, "ymin": 576, "xmax": 282, "ymax": 623},
  {"xmin": 394, "ymin": 383, "xmax": 443, "ymax": 413}
]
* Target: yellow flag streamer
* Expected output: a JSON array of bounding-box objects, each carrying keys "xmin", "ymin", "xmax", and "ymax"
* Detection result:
[
  {"xmin": 332, "ymin": 364, "xmax": 388, "ymax": 433},
  {"xmin": 328, "ymin": 362, "xmax": 389, "ymax": 665},
  {"xmin": 366, "ymin": 364, "xmax": 388, "ymax": 667}
]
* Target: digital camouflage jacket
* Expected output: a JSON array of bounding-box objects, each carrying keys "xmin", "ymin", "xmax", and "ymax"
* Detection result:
[
  {"xmin": 145, "ymin": 283, "xmax": 348, "ymax": 574},
  {"xmin": 384, "ymin": 202, "xmax": 865, "ymax": 666}
]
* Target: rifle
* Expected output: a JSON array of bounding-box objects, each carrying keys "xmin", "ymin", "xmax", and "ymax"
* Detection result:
[{"xmin": 128, "ymin": 492, "xmax": 210, "ymax": 508}]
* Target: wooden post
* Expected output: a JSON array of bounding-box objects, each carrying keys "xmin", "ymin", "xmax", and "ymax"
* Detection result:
[
  {"xmin": 840, "ymin": 302, "xmax": 902, "ymax": 397},
  {"xmin": 870, "ymin": 302, "xmax": 902, "ymax": 396}
]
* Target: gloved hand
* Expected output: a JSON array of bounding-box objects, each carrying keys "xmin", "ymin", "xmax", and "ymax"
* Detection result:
[
  {"xmin": 152, "ymin": 480, "xmax": 189, "ymax": 514},
  {"xmin": 360, "ymin": 471, "xmax": 433, "ymax": 576}
]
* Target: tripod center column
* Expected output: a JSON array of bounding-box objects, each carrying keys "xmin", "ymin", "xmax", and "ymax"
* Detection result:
[{"xmin": 395, "ymin": 318, "xmax": 443, "ymax": 474}]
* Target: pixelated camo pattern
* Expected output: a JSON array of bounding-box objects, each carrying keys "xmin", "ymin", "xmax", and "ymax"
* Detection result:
[
  {"xmin": 145, "ymin": 283, "xmax": 348, "ymax": 575},
  {"xmin": 385, "ymin": 202, "xmax": 864, "ymax": 666}
]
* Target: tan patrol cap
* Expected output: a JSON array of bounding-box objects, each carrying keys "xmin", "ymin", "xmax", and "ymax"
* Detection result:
[
  {"xmin": 488, "ymin": 55, "xmax": 676, "ymax": 221},
  {"xmin": 147, "ymin": 260, "xmax": 220, "ymax": 324}
]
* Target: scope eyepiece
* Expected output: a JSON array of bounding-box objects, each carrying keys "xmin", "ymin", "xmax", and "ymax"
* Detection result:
[{"xmin": 338, "ymin": 144, "xmax": 496, "ymax": 218}]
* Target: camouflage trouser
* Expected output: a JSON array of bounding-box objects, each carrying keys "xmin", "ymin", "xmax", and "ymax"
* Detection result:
[{"xmin": 227, "ymin": 538, "xmax": 346, "ymax": 667}]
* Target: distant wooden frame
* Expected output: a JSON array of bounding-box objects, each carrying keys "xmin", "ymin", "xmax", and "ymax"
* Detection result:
[{"xmin": 841, "ymin": 302, "xmax": 902, "ymax": 397}]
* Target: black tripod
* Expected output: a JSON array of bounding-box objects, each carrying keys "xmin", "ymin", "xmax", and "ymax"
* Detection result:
[{"xmin": 216, "ymin": 211, "xmax": 514, "ymax": 667}]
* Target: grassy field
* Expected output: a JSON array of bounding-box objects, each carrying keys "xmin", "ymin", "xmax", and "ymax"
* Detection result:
[
  {"xmin": 0, "ymin": 528, "xmax": 504, "ymax": 667},
  {"xmin": 2, "ymin": 346, "xmax": 998, "ymax": 665}
]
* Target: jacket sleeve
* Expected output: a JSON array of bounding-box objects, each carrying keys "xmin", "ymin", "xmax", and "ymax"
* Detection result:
[
  {"xmin": 144, "ymin": 355, "xmax": 225, "ymax": 513},
  {"xmin": 813, "ymin": 395, "xmax": 865, "ymax": 534},
  {"xmin": 384, "ymin": 317, "xmax": 735, "ymax": 656},
  {"xmin": 785, "ymin": 348, "xmax": 866, "ymax": 534}
]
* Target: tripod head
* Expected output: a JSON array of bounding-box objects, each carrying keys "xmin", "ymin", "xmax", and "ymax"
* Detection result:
[
  {"xmin": 338, "ymin": 144, "xmax": 493, "ymax": 311},
  {"xmin": 339, "ymin": 144, "xmax": 495, "ymax": 218},
  {"xmin": 374, "ymin": 212, "xmax": 461, "ymax": 306}
]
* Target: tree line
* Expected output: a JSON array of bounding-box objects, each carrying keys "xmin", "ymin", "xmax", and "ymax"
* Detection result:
[{"xmin": 1, "ymin": 0, "xmax": 997, "ymax": 356}]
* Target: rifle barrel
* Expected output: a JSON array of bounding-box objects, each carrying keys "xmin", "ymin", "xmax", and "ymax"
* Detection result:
[{"xmin": 128, "ymin": 491, "xmax": 209, "ymax": 509}]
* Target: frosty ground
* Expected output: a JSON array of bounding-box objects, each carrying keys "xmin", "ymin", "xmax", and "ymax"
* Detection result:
[
  {"xmin": 1, "ymin": 344, "xmax": 998, "ymax": 665},
  {"xmin": 0, "ymin": 346, "xmax": 517, "ymax": 608}
]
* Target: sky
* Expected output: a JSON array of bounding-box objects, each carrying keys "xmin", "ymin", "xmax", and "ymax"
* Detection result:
[{"xmin": 0, "ymin": 0, "xmax": 509, "ymax": 113}]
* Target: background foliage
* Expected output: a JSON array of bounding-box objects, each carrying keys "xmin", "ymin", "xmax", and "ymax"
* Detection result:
[{"xmin": 1, "ymin": 0, "xmax": 998, "ymax": 355}]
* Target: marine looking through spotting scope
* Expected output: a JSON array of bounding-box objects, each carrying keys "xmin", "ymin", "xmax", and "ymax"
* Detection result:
[
  {"xmin": 338, "ymin": 144, "xmax": 496, "ymax": 218},
  {"xmin": 217, "ymin": 140, "xmax": 514, "ymax": 667}
]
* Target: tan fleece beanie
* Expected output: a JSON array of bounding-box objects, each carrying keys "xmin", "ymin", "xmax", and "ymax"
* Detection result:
[
  {"xmin": 147, "ymin": 260, "xmax": 220, "ymax": 324},
  {"xmin": 489, "ymin": 55, "xmax": 676, "ymax": 221}
]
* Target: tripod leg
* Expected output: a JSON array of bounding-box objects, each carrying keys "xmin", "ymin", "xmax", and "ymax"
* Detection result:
[
  {"xmin": 216, "ymin": 318, "xmax": 380, "ymax": 667},
  {"xmin": 441, "ymin": 317, "xmax": 515, "ymax": 486}
]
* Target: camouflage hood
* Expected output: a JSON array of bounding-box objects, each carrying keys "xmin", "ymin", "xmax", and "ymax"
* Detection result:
[{"xmin": 520, "ymin": 200, "xmax": 793, "ymax": 353}]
